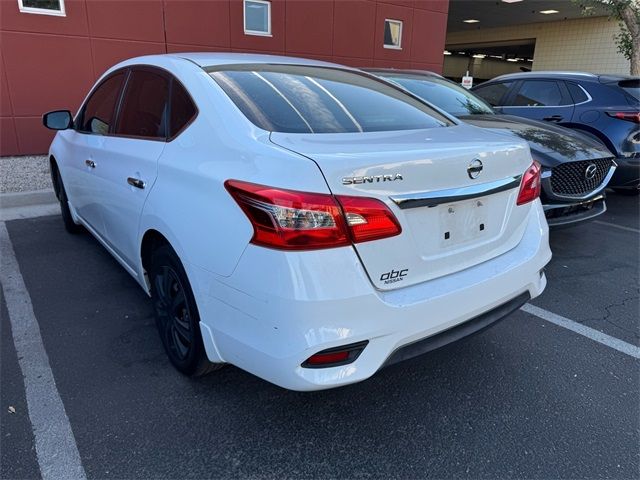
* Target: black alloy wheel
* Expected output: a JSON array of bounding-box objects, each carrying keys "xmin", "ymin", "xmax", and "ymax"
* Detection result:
[{"xmin": 150, "ymin": 245, "xmax": 222, "ymax": 376}]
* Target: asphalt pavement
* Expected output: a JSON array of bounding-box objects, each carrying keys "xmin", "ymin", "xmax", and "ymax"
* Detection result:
[{"xmin": 1, "ymin": 192, "xmax": 638, "ymax": 479}]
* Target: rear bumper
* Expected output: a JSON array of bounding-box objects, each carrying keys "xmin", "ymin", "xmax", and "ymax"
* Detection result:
[
  {"xmin": 382, "ymin": 291, "xmax": 530, "ymax": 368},
  {"xmin": 191, "ymin": 201, "xmax": 551, "ymax": 391}
]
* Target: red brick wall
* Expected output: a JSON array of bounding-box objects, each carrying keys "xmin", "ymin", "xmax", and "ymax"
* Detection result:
[{"xmin": 0, "ymin": 0, "xmax": 449, "ymax": 156}]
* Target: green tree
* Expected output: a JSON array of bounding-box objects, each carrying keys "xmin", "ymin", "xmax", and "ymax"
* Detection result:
[{"xmin": 578, "ymin": 0, "xmax": 639, "ymax": 75}]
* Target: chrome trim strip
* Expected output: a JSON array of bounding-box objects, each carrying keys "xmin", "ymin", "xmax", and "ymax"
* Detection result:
[
  {"xmin": 544, "ymin": 162, "xmax": 617, "ymax": 202},
  {"xmin": 389, "ymin": 175, "xmax": 522, "ymax": 209}
]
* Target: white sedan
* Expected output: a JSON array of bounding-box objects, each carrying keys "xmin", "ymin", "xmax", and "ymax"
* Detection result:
[{"xmin": 43, "ymin": 53, "xmax": 551, "ymax": 391}]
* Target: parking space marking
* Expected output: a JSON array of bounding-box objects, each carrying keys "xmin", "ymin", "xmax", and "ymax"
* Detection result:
[
  {"xmin": 0, "ymin": 222, "xmax": 87, "ymax": 480},
  {"xmin": 521, "ymin": 303, "xmax": 640, "ymax": 359},
  {"xmin": 594, "ymin": 220, "xmax": 640, "ymax": 234}
]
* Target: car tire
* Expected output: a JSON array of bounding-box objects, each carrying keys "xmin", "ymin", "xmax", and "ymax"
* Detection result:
[
  {"xmin": 54, "ymin": 168, "xmax": 84, "ymax": 234},
  {"xmin": 149, "ymin": 244, "xmax": 223, "ymax": 377},
  {"xmin": 613, "ymin": 187, "xmax": 640, "ymax": 196}
]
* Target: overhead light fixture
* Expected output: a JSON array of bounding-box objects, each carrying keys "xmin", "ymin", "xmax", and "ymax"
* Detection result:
[
  {"xmin": 444, "ymin": 50, "xmax": 452, "ymax": 55},
  {"xmin": 472, "ymin": 54, "xmax": 486, "ymax": 58},
  {"xmin": 502, "ymin": 0, "xmax": 523, "ymax": 3},
  {"xmin": 463, "ymin": 19, "xmax": 480, "ymax": 23},
  {"xmin": 540, "ymin": 9, "xmax": 559, "ymax": 14},
  {"xmin": 507, "ymin": 58, "xmax": 518, "ymax": 62}
]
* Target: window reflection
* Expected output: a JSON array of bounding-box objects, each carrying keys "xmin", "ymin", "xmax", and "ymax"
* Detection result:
[{"xmin": 210, "ymin": 65, "xmax": 451, "ymax": 134}]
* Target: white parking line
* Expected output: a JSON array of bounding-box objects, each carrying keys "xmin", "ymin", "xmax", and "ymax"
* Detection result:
[
  {"xmin": 0, "ymin": 222, "xmax": 87, "ymax": 480},
  {"xmin": 521, "ymin": 303, "xmax": 640, "ymax": 359},
  {"xmin": 593, "ymin": 220, "xmax": 640, "ymax": 234}
]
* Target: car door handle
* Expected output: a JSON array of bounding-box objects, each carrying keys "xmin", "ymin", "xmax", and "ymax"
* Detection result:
[
  {"xmin": 543, "ymin": 115, "xmax": 563, "ymax": 122},
  {"xmin": 127, "ymin": 177, "xmax": 145, "ymax": 189},
  {"xmin": 85, "ymin": 159, "xmax": 96, "ymax": 168}
]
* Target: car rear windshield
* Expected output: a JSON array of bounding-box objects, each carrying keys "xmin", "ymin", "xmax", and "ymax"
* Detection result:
[
  {"xmin": 378, "ymin": 73, "xmax": 494, "ymax": 116},
  {"xmin": 618, "ymin": 79, "xmax": 640, "ymax": 102},
  {"xmin": 208, "ymin": 64, "xmax": 453, "ymax": 133}
]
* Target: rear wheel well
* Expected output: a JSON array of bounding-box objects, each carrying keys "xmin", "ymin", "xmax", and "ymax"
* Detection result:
[{"xmin": 140, "ymin": 230, "xmax": 171, "ymax": 280}]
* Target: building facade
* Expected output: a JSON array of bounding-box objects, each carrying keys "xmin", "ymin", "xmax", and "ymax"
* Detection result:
[{"xmin": 0, "ymin": 0, "xmax": 450, "ymax": 156}]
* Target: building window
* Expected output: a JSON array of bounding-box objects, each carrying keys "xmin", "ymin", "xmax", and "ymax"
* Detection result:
[
  {"xmin": 244, "ymin": 0, "xmax": 271, "ymax": 36},
  {"xmin": 384, "ymin": 19, "xmax": 403, "ymax": 49},
  {"xmin": 17, "ymin": 0, "xmax": 65, "ymax": 16}
]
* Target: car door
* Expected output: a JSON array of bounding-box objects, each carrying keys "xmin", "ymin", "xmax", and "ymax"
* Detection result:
[
  {"xmin": 64, "ymin": 70, "xmax": 127, "ymax": 235},
  {"xmin": 501, "ymin": 79, "xmax": 575, "ymax": 124},
  {"xmin": 96, "ymin": 67, "xmax": 170, "ymax": 269}
]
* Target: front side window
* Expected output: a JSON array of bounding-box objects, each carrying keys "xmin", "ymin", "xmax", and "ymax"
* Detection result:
[
  {"xmin": 209, "ymin": 65, "xmax": 452, "ymax": 134},
  {"xmin": 77, "ymin": 72, "xmax": 126, "ymax": 135},
  {"xmin": 384, "ymin": 19, "xmax": 403, "ymax": 49},
  {"xmin": 512, "ymin": 80, "xmax": 570, "ymax": 107},
  {"xmin": 473, "ymin": 82, "xmax": 513, "ymax": 107},
  {"xmin": 244, "ymin": 0, "xmax": 271, "ymax": 36},
  {"xmin": 115, "ymin": 70, "xmax": 169, "ymax": 140},
  {"xmin": 382, "ymin": 74, "xmax": 494, "ymax": 116}
]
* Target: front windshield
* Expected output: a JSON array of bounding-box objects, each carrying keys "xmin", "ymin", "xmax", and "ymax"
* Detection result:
[
  {"xmin": 380, "ymin": 74, "xmax": 495, "ymax": 117},
  {"xmin": 208, "ymin": 65, "xmax": 453, "ymax": 134}
]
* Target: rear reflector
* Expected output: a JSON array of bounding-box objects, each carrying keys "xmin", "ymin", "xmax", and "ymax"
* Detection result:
[
  {"xmin": 516, "ymin": 161, "xmax": 542, "ymax": 206},
  {"xmin": 302, "ymin": 341, "xmax": 369, "ymax": 368},
  {"xmin": 606, "ymin": 111, "xmax": 640, "ymax": 123},
  {"xmin": 225, "ymin": 180, "xmax": 401, "ymax": 250}
]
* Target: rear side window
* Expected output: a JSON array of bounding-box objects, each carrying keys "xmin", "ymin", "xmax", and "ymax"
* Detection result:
[
  {"xmin": 512, "ymin": 80, "xmax": 570, "ymax": 107},
  {"xmin": 169, "ymin": 81, "xmax": 197, "ymax": 138},
  {"xmin": 566, "ymin": 82, "xmax": 589, "ymax": 104},
  {"xmin": 209, "ymin": 65, "xmax": 452, "ymax": 134},
  {"xmin": 116, "ymin": 70, "xmax": 169, "ymax": 139},
  {"xmin": 473, "ymin": 82, "xmax": 512, "ymax": 106},
  {"xmin": 77, "ymin": 72, "xmax": 125, "ymax": 135}
]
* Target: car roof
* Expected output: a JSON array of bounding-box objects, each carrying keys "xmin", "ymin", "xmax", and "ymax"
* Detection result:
[
  {"xmin": 363, "ymin": 68, "xmax": 443, "ymax": 78},
  {"xmin": 487, "ymin": 71, "xmax": 636, "ymax": 83},
  {"xmin": 169, "ymin": 52, "xmax": 346, "ymax": 69}
]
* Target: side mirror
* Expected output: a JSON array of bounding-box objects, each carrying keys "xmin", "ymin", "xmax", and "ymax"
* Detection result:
[{"xmin": 43, "ymin": 110, "xmax": 73, "ymax": 130}]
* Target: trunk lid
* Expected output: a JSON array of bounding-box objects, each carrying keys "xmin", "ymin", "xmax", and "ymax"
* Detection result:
[{"xmin": 271, "ymin": 124, "xmax": 534, "ymax": 290}]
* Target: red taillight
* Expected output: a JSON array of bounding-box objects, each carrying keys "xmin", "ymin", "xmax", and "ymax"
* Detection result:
[
  {"xmin": 225, "ymin": 180, "xmax": 401, "ymax": 250},
  {"xmin": 336, "ymin": 195, "xmax": 402, "ymax": 243},
  {"xmin": 516, "ymin": 161, "xmax": 542, "ymax": 206},
  {"xmin": 606, "ymin": 111, "xmax": 640, "ymax": 123}
]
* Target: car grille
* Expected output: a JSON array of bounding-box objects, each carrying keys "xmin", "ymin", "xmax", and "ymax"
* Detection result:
[{"xmin": 550, "ymin": 158, "xmax": 614, "ymax": 196}]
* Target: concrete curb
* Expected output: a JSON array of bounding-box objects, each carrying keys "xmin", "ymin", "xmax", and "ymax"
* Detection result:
[
  {"xmin": 0, "ymin": 189, "xmax": 57, "ymax": 208},
  {"xmin": 0, "ymin": 189, "xmax": 59, "ymax": 221}
]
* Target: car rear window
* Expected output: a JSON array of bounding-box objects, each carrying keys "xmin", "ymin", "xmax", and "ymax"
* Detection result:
[
  {"xmin": 618, "ymin": 79, "xmax": 640, "ymax": 102},
  {"xmin": 380, "ymin": 74, "xmax": 494, "ymax": 116},
  {"xmin": 208, "ymin": 64, "xmax": 452, "ymax": 133}
]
